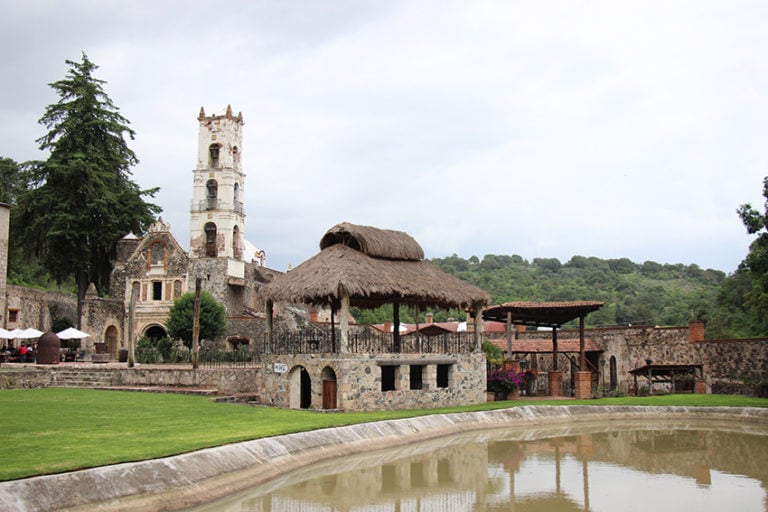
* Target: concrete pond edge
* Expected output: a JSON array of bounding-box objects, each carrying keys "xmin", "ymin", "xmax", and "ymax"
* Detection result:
[{"xmin": 2, "ymin": 405, "xmax": 766, "ymax": 512}]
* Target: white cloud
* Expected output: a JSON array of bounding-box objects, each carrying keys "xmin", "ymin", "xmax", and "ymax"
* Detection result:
[{"xmin": 1, "ymin": 0, "xmax": 767, "ymax": 275}]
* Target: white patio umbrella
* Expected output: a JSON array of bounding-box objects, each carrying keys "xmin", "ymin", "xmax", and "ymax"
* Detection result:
[
  {"xmin": 17, "ymin": 328, "xmax": 44, "ymax": 339},
  {"xmin": 57, "ymin": 327, "xmax": 91, "ymax": 339},
  {"xmin": 0, "ymin": 328, "xmax": 11, "ymax": 339},
  {"xmin": 8, "ymin": 328, "xmax": 23, "ymax": 338}
]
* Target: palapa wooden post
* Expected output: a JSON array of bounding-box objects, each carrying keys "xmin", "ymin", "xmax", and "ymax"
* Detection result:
[
  {"xmin": 505, "ymin": 310, "xmax": 513, "ymax": 357},
  {"xmin": 339, "ymin": 288, "xmax": 350, "ymax": 353},
  {"xmin": 191, "ymin": 277, "xmax": 202, "ymax": 369},
  {"xmin": 473, "ymin": 301, "xmax": 484, "ymax": 352},
  {"xmin": 393, "ymin": 300, "xmax": 401, "ymax": 352}
]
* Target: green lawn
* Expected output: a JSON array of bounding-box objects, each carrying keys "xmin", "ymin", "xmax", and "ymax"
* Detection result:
[{"xmin": 1, "ymin": 388, "xmax": 766, "ymax": 481}]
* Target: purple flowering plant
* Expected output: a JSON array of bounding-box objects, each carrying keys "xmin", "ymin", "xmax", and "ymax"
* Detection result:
[{"xmin": 487, "ymin": 368, "xmax": 525, "ymax": 394}]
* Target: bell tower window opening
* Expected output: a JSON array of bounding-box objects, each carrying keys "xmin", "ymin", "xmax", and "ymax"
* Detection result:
[
  {"xmin": 233, "ymin": 146, "xmax": 240, "ymax": 168},
  {"xmin": 208, "ymin": 144, "xmax": 220, "ymax": 168},
  {"xmin": 204, "ymin": 222, "xmax": 218, "ymax": 257},
  {"xmin": 206, "ymin": 179, "xmax": 218, "ymax": 210},
  {"xmin": 233, "ymin": 225, "xmax": 242, "ymax": 259}
]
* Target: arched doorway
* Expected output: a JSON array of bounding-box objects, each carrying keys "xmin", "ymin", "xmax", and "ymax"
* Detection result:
[
  {"xmin": 289, "ymin": 366, "xmax": 312, "ymax": 409},
  {"xmin": 321, "ymin": 366, "xmax": 337, "ymax": 410},
  {"xmin": 104, "ymin": 325, "xmax": 119, "ymax": 357},
  {"xmin": 144, "ymin": 325, "xmax": 168, "ymax": 340}
]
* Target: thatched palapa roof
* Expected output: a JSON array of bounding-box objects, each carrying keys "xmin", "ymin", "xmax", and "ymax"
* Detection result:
[{"xmin": 261, "ymin": 222, "xmax": 491, "ymax": 310}]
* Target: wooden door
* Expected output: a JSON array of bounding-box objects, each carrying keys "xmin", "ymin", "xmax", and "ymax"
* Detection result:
[{"xmin": 322, "ymin": 379, "xmax": 337, "ymax": 410}]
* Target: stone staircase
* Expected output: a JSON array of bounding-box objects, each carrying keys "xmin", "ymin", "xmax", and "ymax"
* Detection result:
[
  {"xmin": 46, "ymin": 367, "xmax": 219, "ymax": 396},
  {"xmin": 50, "ymin": 367, "xmax": 122, "ymax": 388}
]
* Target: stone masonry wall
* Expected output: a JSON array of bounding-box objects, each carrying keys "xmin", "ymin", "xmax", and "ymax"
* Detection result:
[
  {"xmin": 521, "ymin": 324, "xmax": 768, "ymax": 393},
  {"xmin": 261, "ymin": 352, "xmax": 487, "ymax": 412},
  {"xmin": 0, "ymin": 366, "xmax": 260, "ymax": 395}
]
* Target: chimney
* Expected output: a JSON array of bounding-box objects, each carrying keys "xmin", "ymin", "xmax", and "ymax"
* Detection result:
[
  {"xmin": 309, "ymin": 310, "xmax": 318, "ymax": 323},
  {"xmin": 384, "ymin": 321, "xmax": 392, "ymax": 333},
  {"xmin": 688, "ymin": 321, "xmax": 705, "ymax": 342},
  {"xmin": 426, "ymin": 313, "xmax": 433, "ymax": 324}
]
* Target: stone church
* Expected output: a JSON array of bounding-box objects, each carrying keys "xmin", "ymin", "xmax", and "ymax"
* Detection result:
[
  {"xmin": 1, "ymin": 106, "xmax": 280, "ymax": 357},
  {"xmin": 107, "ymin": 105, "xmax": 278, "ymax": 353}
]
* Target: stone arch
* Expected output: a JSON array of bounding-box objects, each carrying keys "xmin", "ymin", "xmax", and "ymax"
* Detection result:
[
  {"xmin": 289, "ymin": 365, "xmax": 312, "ymax": 410},
  {"xmin": 143, "ymin": 324, "xmax": 168, "ymax": 340},
  {"xmin": 233, "ymin": 225, "xmax": 241, "ymax": 259},
  {"xmin": 204, "ymin": 222, "xmax": 217, "ymax": 257},
  {"xmin": 321, "ymin": 366, "xmax": 338, "ymax": 410},
  {"xmin": 206, "ymin": 179, "xmax": 218, "ymax": 209},
  {"xmin": 208, "ymin": 143, "xmax": 221, "ymax": 168}
]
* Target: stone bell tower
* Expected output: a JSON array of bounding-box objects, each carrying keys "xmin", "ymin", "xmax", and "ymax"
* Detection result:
[{"xmin": 190, "ymin": 105, "xmax": 245, "ymax": 260}]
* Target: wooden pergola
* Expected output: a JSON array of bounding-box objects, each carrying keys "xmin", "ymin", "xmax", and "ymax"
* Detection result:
[
  {"xmin": 482, "ymin": 301, "xmax": 604, "ymax": 372},
  {"xmin": 629, "ymin": 363, "xmax": 704, "ymax": 395}
]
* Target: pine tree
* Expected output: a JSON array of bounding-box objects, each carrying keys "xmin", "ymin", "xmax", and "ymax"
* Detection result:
[{"xmin": 15, "ymin": 53, "xmax": 160, "ymax": 309}]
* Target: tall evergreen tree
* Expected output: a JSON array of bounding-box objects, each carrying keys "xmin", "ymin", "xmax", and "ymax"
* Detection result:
[
  {"xmin": 0, "ymin": 157, "xmax": 26, "ymax": 205},
  {"xmin": 14, "ymin": 53, "xmax": 160, "ymax": 309}
]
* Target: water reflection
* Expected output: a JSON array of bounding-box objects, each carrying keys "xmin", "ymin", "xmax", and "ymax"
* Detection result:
[{"xmin": 187, "ymin": 422, "xmax": 768, "ymax": 511}]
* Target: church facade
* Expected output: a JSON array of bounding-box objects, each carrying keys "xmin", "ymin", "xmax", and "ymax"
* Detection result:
[{"xmin": 1, "ymin": 106, "xmax": 278, "ymax": 357}]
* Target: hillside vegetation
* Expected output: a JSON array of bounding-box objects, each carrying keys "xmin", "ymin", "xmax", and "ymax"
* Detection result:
[{"xmin": 429, "ymin": 254, "xmax": 726, "ymax": 331}]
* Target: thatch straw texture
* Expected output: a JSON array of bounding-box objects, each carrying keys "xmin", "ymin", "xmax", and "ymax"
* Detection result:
[
  {"xmin": 319, "ymin": 222, "xmax": 424, "ymax": 261},
  {"xmin": 262, "ymin": 226, "xmax": 490, "ymax": 310}
]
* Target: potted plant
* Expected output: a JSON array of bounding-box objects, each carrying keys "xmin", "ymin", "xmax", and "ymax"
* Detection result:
[{"xmin": 487, "ymin": 368, "xmax": 524, "ymax": 400}]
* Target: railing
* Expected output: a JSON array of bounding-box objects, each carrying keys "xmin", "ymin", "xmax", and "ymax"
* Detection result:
[{"xmin": 264, "ymin": 327, "xmax": 477, "ymax": 355}]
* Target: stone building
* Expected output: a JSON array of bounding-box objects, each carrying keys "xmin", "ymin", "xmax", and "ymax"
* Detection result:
[
  {"xmin": 105, "ymin": 105, "xmax": 276, "ymax": 354},
  {"xmin": 0, "ymin": 106, "xmax": 277, "ymax": 356}
]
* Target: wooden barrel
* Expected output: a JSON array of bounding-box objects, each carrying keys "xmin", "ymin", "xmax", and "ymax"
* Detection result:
[{"xmin": 37, "ymin": 331, "xmax": 61, "ymax": 365}]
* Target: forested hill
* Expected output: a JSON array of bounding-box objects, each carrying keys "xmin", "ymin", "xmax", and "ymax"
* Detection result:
[{"xmin": 431, "ymin": 254, "xmax": 726, "ymax": 329}]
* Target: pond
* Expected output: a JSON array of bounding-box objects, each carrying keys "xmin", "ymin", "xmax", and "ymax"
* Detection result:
[{"xmin": 185, "ymin": 420, "xmax": 768, "ymax": 511}]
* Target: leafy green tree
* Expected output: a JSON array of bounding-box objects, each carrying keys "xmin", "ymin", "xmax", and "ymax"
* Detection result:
[
  {"xmin": 13, "ymin": 53, "xmax": 160, "ymax": 305},
  {"xmin": 166, "ymin": 291, "xmax": 226, "ymax": 348},
  {"xmin": 729, "ymin": 175, "xmax": 768, "ymax": 335}
]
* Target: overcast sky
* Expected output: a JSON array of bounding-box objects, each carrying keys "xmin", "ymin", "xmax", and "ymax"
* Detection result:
[{"xmin": 2, "ymin": 1, "xmax": 767, "ymax": 274}]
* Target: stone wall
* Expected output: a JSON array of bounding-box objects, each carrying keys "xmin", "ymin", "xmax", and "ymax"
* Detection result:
[
  {"xmin": 4, "ymin": 285, "xmax": 66, "ymax": 332},
  {"xmin": 261, "ymin": 352, "xmax": 487, "ymax": 411},
  {"xmin": 0, "ymin": 366, "xmax": 260, "ymax": 395},
  {"xmin": 520, "ymin": 323, "xmax": 768, "ymax": 394}
]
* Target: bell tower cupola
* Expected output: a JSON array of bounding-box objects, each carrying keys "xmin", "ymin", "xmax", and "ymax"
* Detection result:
[{"xmin": 190, "ymin": 105, "xmax": 245, "ymax": 260}]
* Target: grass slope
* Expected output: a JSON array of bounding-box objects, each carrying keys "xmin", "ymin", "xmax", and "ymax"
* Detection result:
[{"xmin": 1, "ymin": 388, "xmax": 766, "ymax": 481}]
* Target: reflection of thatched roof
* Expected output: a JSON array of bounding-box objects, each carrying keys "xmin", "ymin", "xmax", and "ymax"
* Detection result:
[{"xmin": 261, "ymin": 223, "xmax": 490, "ymax": 310}]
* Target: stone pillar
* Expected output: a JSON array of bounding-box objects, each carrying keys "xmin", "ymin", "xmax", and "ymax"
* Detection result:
[
  {"xmin": 574, "ymin": 371, "xmax": 592, "ymax": 399},
  {"xmin": 548, "ymin": 370, "xmax": 564, "ymax": 397}
]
